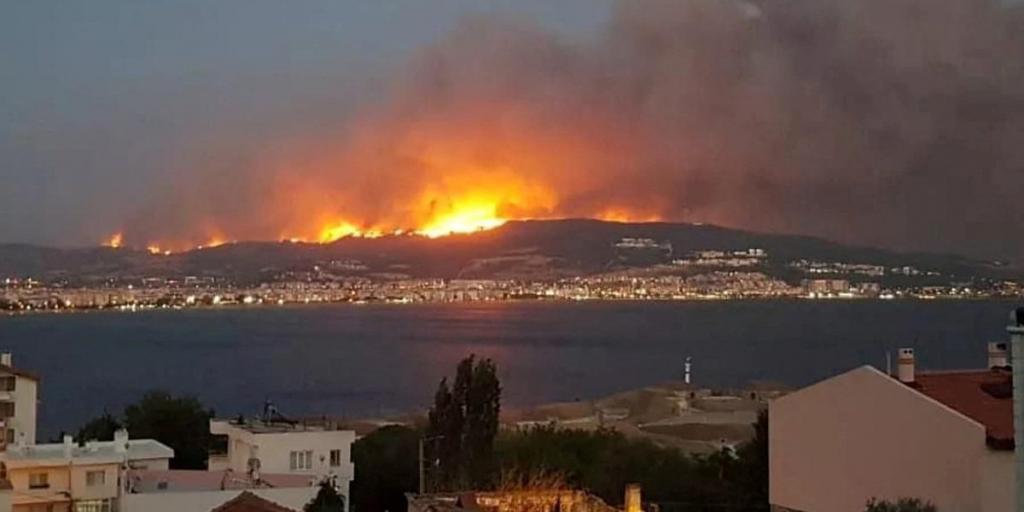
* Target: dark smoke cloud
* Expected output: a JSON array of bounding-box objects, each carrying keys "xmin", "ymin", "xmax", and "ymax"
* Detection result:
[{"xmin": 136, "ymin": 0, "xmax": 1024, "ymax": 260}]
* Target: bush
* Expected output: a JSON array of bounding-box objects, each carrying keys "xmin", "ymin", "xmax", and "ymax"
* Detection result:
[{"xmin": 865, "ymin": 497, "xmax": 937, "ymax": 512}]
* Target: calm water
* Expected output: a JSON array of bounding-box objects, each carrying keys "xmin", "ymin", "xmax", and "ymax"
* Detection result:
[{"xmin": 0, "ymin": 300, "xmax": 1019, "ymax": 439}]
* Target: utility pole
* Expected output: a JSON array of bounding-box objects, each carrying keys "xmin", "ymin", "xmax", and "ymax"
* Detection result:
[
  {"xmin": 419, "ymin": 435, "xmax": 444, "ymax": 494},
  {"xmin": 1007, "ymin": 308, "xmax": 1024, "ymax": 512},
  {"xmin": 418, "ymin": 437, "xmax": 425, "ymax": 494}
]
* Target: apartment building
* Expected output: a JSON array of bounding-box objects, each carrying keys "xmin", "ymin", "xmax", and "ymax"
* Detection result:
[
  {"xmin": 0, "ymin": 354, "xmax": 37, "ymax": 449},
  {"xmin": 208, "ymin": 413, "xmax": 355, "ymax": 511},
  {"xmin": 1, "ymin": 429, "xmax": 172, "ymax": 512},
  {"xmin": 770, "ymin": 341, "xmax": 1017, "ymax": 512},
  {"xmin": 122, "ymin": 469, "xmax": 315, "ymax": 512}
]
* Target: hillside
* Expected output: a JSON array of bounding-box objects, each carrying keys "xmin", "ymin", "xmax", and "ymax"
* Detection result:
[{"xmin": 0, "ymin": 219, "xmax": 1011, "ymax": 284}]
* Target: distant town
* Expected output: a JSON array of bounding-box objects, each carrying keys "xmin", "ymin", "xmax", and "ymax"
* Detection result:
[{"xmin": 3, "ymin": 241, "xmax": 1022, "ymax": 314}]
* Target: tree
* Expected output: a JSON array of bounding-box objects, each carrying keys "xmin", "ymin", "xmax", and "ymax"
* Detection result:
[
  {"xmin": 731, "ymin": 409, "xmax": 769, "ymax": 511},
  {"xmin": 426, "ymin": 378, "xmax": 463, "ymax": 489},
  {"xmin": 425, "ymin": 355, "xmax": 502, "ymax": 491},
  {"xmin": 351, "ymin": 425, "xmax": 419, "ymax": 512},
  {"xmin": 865, "ymin": 498, "xmax": 937, "ymax": 512},
  {"xmin": 124, "ymin": 390, "xmax": 213, "ymax": 469},
  {"xmin": 76, "ymin": 411, "xmax": 121, "ymax": 443},
  {"xmin": 305, "ymin": 479, "xmax": 346, "ymax": 512},
  {"xmin": 77, "ymin": 390, "xmax": 213, "ymax": 469},
  {"xmin": 464, "ymin": 357, "xmax": 501, "ymax": 487}
]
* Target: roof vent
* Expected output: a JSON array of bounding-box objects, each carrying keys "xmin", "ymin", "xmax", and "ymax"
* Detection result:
[
  {"xmin": 989, "ymin": 341, "xmax": 1010, "ymax": 369},
  {"xmin": 897, "ymin": 348, "xmax": 915, "ymax": 383}
]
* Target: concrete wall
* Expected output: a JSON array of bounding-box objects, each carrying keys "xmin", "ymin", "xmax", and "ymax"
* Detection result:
[
  {"xmin": 7, "ymin": 461, "xmax": 120, "ymax": 509},
  {"xmin": 213, "ymin": 423, "xmax": 356, "ymax": 511},
  {"xmin": 68, "ymin": 463, "xmax": 119, "ymax": 501},
  {"xmin": 3, "ymin": 375, "xmax": 37, "ymax": 447},
  {"xmin": 981, "ymin": 450, "xmax": 1016, "ymax": 512},
  {"xmin": 122, "ymin": 487, "xmax": 316, "ymax": 512},
  {"xmin": 218, "ymin": 427, "xmax": 354, "ymax": 485},
  {"xmin": 16, "ymin": 376, "xmax": 36, "ymax": 446},
  {"xmin": 770, "ymin": 366, "xmax": 996, "ymax": 512}
]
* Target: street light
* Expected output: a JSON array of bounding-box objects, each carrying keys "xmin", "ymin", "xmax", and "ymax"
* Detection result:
[{"xmin": 418, "ymin": 434, "xmax": 444, "ymax": 494}]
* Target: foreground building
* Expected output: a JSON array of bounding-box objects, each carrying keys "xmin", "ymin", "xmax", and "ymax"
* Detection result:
[
  {"xmin": 0, "ymin": 353, "xmax": 37, "ymax": 449},
  {"xmin": 1, "ymin": 429, "xmax": 173, "ymax": 512},
  {"xmin": 770, "ymin": 342, "xmax": 1016, "ymax": 512},
  {"xmin": 122, "ymin": 469, "xmax": 315, "ymax": 512},
  {"xmin": 209, "ymin": 413, "xmax": 355, "ymax": 511}
]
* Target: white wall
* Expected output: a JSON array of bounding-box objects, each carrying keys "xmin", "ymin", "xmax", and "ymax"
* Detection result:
[
  {"xmin": 213, "ymin": 423, "xmax": 356, "ymax": 511},
  {"xmin": 770, "ymin": 366, "xmax": 996, "ymax": 512},
  {"xmin": 122, "ymin": 487, "xmax": 316, "ymax": 512},
  {"xmin": 8, "ymin": 376, "xmax": 36, "ymax": 446},
  {"xmin": 68, "ymin": 463, "xmax": 119, "ymax": 501},
  {"xmin": 981, "ymin": 450, "xmax": 1016, "ymax": 512}
]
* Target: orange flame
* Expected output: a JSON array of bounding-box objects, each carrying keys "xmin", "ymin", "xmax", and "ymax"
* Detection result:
[{"xmin": 103, "ymin": 233, "xmax": 123, "ymax": 248}]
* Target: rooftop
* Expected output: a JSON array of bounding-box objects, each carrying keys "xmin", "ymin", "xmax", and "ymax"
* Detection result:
[
  {"xmin": 129, "ymin": 469, "xmax": 314, "ymax": 493},
  {"xmin": 0, "ymin": 363, "xmax": 39, "ymax": 382},
  {"xmin": 3, "ymin": 439, "xmax": 174, "ymax": 465},
  {"xmin": 910, "ymin": 369, "xmax": 1014, "ymax": 450},
  {"xmin": 212, "ymin": 418, "xmax": 352, "ymax": 435},
  {"xmin": 211, "ymin": 491, "xmax": 297, "ymax": 512}
]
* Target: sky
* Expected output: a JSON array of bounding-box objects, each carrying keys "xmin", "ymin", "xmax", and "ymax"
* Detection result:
[
  {"xmin": 2, "ymin": 0, "xmax": 1023, "ymax": 262},
  {"xmin": 0, "ymin": 0, "xmax": 612, "ymax": 247}
]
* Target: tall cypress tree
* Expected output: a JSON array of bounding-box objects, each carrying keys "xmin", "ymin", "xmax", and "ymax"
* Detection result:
[
  {"xmin": 465, "ymin": 358, "xmax": 501, "ymax": 487},
  {"xmin": 425, "ymin": 355, "xmax": 501, "ymax": 491}
]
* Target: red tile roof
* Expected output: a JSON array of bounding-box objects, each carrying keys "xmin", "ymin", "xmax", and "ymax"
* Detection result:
[
  {"xmin": 210, "ymin": 491, "xmax": 297, "ymax": 512},
  {"xmin": 0, "ymin": 364, "xmax": 39, "ymax": 382},
  {"xmin": 912, "ymin": 370, "xmax": 1014, "ymax": 450}
]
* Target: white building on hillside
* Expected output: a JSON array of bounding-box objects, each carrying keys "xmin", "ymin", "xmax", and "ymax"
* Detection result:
[
  {"xmin": 0, "ymin": 429, "xmax": 173, "ymax": 512},
  {"xmin": 209, "ymin": 415, "xmax": 355, "ymax": 511},
  {"xmin": 770, "ymin": 342, "xmax": 1017, "ymax": 512},
  {"xmin": 0, "ymin": 353, "xmax": 37, "ymax": 448}
]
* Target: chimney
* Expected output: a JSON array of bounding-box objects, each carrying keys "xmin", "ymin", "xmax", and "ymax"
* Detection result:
[
  {"xmin": 1006, "ymin": 308, "xmax": 1024, "ymax": 512},
  {"xmin": 63, "ymin": 434, "xmax": 74, "ymax": 459},
  {"xmin": 989, "ymin": 341, "xmax": 1010, "ymax": 369},
  {"xmin": 1, "ymin": 353, "xmax": 12, "ymax": 367},
  {"xmin": 624, "ymin": 484, "xmax": 642, "ymax": 512},
  {"xmin": 896, "ymin": 348, "xmax": 915, "ymax": 383},
  {"xmin": 114, "ymin": 428, "xmax": 129, "ymax": 453}
]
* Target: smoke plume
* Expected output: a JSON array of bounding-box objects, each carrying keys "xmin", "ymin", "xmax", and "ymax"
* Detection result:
[{"xmin": 129, "ymin": 0, "xmax": 1024, "ymax": 260}]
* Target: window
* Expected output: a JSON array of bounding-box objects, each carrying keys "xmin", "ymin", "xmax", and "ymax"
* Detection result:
[
  {"xmin": 289, "ymin": 450, "xmax": 313, "ymax": 470},
  {"xmin": 330, "ymin": 449, "xmax": 342, "ymax": 467},
  {"xmin": 0, "ymin": 401, "xmax": 15, "ymax": 419},
  {"xmin": 86, "ymin": 470, "xmax": 105, "ymax": 487},
  {"xmin": 74, "ymin": 499, "xmax": 113, "ymax": 512},
  {"xmin": 28, "ymin": 471, "xmax": 49, "ymax": 489},
  {"xmin": 0, "ymin": 376, "xmax": 15, "ymax": 392}
]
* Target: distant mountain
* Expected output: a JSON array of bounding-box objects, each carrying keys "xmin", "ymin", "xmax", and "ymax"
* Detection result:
[{"xmin": 0, "ymin": 219, "xmax": 1013, "ymax": 284}]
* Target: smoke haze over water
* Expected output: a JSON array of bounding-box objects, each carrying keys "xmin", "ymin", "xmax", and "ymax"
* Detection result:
[{"xmin": 3, "ymin": 0, "xmax": 1023, "ymax": 260}]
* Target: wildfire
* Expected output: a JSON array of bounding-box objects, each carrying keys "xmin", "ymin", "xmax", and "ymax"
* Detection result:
[
  {"xmin": 103, "ymin": 233, "xmax": 123, "ymax": 249},
  {"xmin": 596, "ymin": 208, "xmax": 662, "ymax": 224},
  {"xmin": 196, "ymin": 237, "xmax": 229, "ymax": 250},
  {"xmin": 417, "ymin": 201, "xmax": 507, "ymax": 238},
  {"xmin": 146, "ymin": 245, "xmax": 171, "ymax": 256}
]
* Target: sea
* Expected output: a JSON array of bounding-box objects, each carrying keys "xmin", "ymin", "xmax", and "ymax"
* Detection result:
[{"xmin": 0, "ymin": 299, "xmax": 1019, "ymax": 439}]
